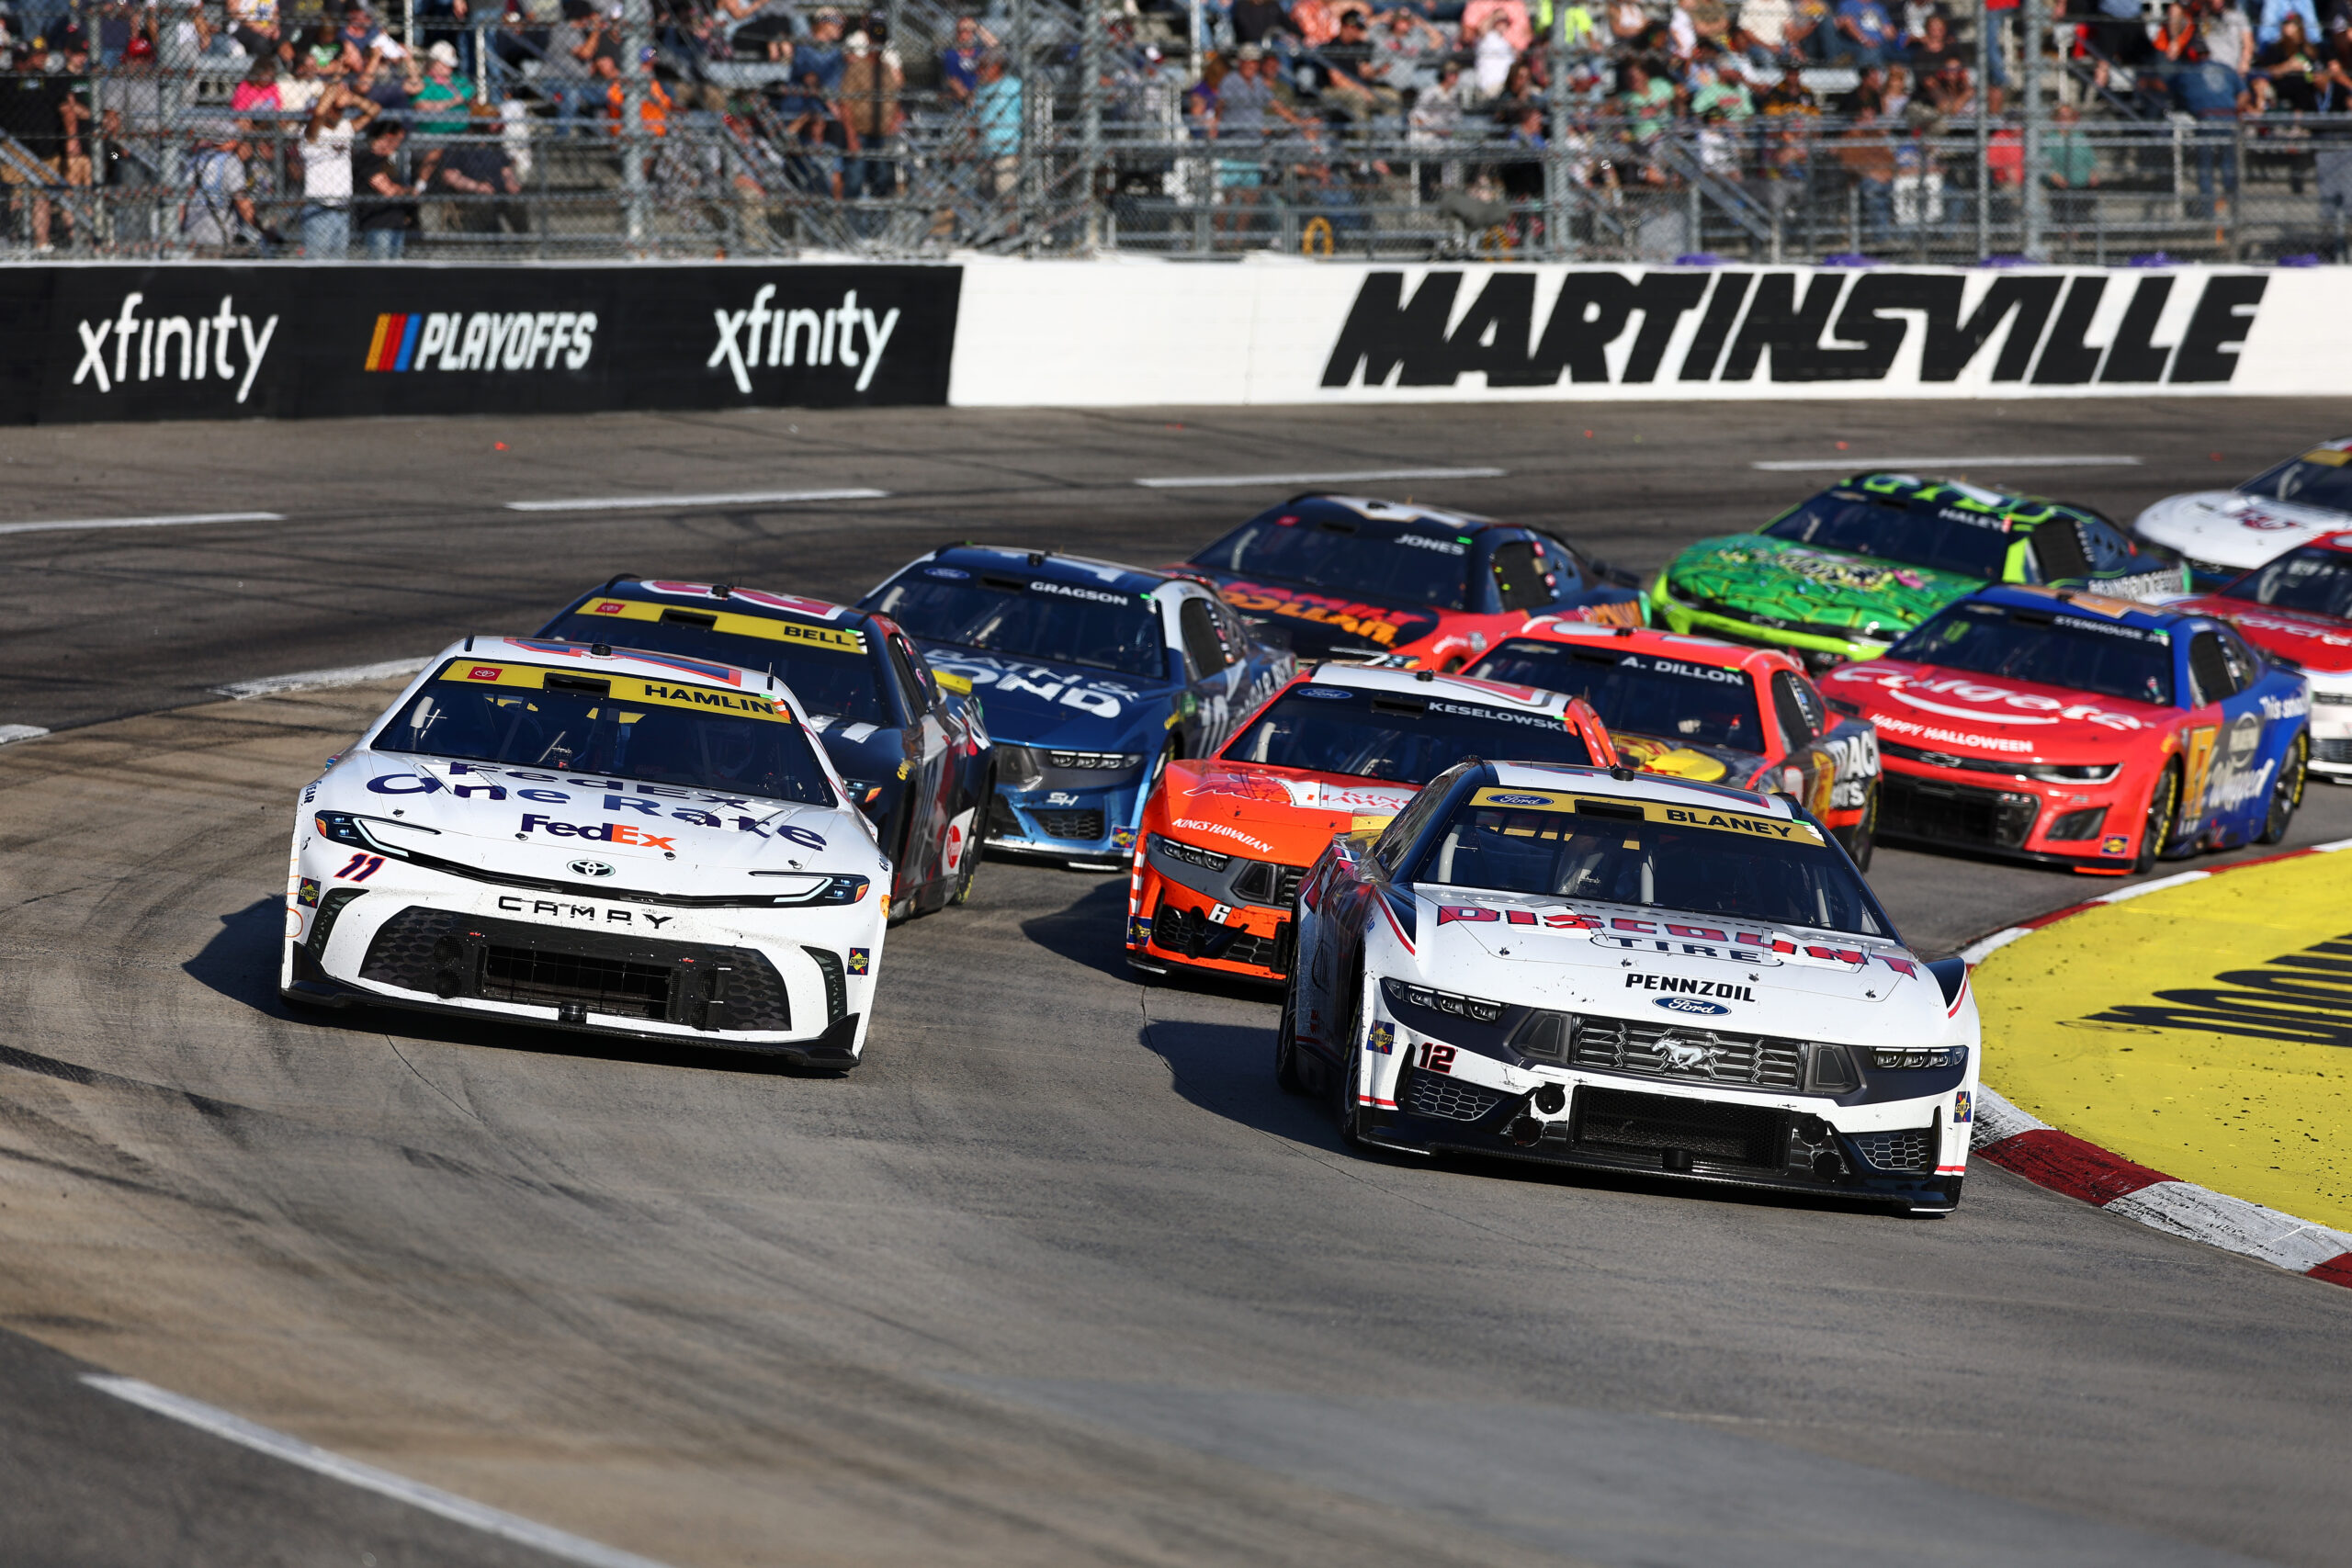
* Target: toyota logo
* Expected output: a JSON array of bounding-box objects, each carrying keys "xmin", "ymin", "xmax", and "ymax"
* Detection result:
[{"xmin": 569, "ymin": 859, "xmax": 616, "ymax": 878}]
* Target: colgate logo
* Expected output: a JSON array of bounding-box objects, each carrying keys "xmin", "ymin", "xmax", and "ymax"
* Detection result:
[{"xmin": 1829, "ymin": 666, "xmax": 2143, "ymax": 732}]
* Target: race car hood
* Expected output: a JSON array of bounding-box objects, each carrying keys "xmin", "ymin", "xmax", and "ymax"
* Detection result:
[
  {"xmin": 1193, "ymin": 572, "xmax": 1444, "ymax": 660},
  {"xmin": 2175, "ymin": 595, "xmax": 2352, "ymax": 676},
  {"xmin": 1609, "ymin": 733, "xmax": 1772, "ymax": 788},
  {"xmin": 913, "ymin": 649, "xmax": 1168, "ymax": 750},
  {"xmin": 2133, "ymin": 491, "xmax": 2350, "ymax": 570},
  {"xmin": 1666, "ymin": 535, "xmax": 1978, "ymax": 636},
  {"xmin": 1819, "ymin": 658, "xmax": 2174, "ymax": 762},
  {"xmin": 1159, "ymin": 760, "xmax": 1419, "ymax": 863},
  {"xmin": 1408, "ymin": 888, "xmax": 1939, "ymax": 1042},
  {"xmin": 318, "ymin": 750, "xmax": 876, "ymax": 892}
]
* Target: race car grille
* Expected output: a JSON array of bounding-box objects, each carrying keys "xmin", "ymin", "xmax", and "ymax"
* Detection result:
[
  {"xmin": 1150, "ymin": 901, "xmax": 1291, "ymax": 974},
  {"xmin": 306, "ymin": 886, "xmax": 368, "ymax": 960},
  {"xmin": 1404, "ymin": 1072, "xmax": 1506, "ymax": 1122},
  {"xmin": 1847, "ymin": 1125, "xmax": 1936, "ymax": 1173},
  {"xmin": 1571, "ymin": 1088, "xmax": 1788, "ymax": 1171},
  {"xmin": 1882, "ymin": 740, "xmax": 2033, "ymax": 777},
  {"xmin": 2316, "ymin": 738, "xmax": 2352, "ymax": 765},
  {"xmin": 1568, "ymin": 1016, "xmax": 1804, "ymax": 1090},
  {"xmin": 1229, "ymin": 860, "xmax": 1308, "ymax": 909},
  {"xmin": 1879, "ymin": 774, "xmax": 2040, "ymax": 851},
  {"xmin": 357, "ymin": 907, "xmax": 789, "ymax": 1032},
  {"xmin": 986, "ymin": 793, "xmax": 1023, "ymax": 839},
  {"xmin": 1031, "ymin": 809, "xmax": 1105, "ymax": 842}
]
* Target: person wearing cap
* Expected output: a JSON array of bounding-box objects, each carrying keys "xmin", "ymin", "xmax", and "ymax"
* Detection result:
[
  {"xmin": 835, "ymin": 26, "xmax": 901, "ymax": 199},
  {"xmin": 414, "ymin": 0, "xmax": 473, "ymax": 77},
  {"xmin": 941, "ymin": 14, "xmax": 991, "ymax": 104},
  {"xmin": 415, "ymin": 39, "xmax": 473, "ymax": 136},
  {"xmin": 225, "ymin": 0, "xmax": 281, "ymax": 59},
  {"xmin": 181, "ymin": 122, "xmax": 261, "ymax": 252},
  {"xmin": 800, "ymin": 9, "xmax": 849, "ymax": 95}
]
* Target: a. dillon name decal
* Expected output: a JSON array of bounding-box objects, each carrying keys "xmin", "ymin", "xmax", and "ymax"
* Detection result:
[{"xmin": 1322, "ymin": 270, "xmax": 2264, "ymax": 389}]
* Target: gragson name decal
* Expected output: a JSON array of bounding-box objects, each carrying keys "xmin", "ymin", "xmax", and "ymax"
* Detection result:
[
  {"xmin": 366, "ymin": 310, "xmax": 597, "ymax": 373},
  {"xmin": 708, "ymin": 285, "xmax": 901, "ymax": 395},
  {"xmin": 1323, "ymin": 270, "xmax": 2264, "ymax": 389},
  {"xmin": 71, "ymin": 291, "xmax": 279, "ymax": 402}
]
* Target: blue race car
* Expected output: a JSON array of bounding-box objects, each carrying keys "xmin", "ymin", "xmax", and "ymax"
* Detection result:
[{"xmin": 861, "ymin": 547, "xmax": 1295, "ymax": 868}]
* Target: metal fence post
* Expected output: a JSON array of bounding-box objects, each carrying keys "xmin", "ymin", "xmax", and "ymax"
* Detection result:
[
  {"xmin": 1081, "ymin": 0, "xmax": 1103, "ymax": 251},
  {"xmin": 1546, "ymin": 0, "xmax": 1570, "ymax": 258},
  {"xmin": 2230, "ymin": 115, "xmax": 2245, "ymax": 260},
  {"xmin": 2021, "ymin": 0, "xmax": 2046, "ymax": 259},
  {"xmin": 1013, "ymin": 0, "xmax": 1033, "ymax": 253},
  {"xmin": 621, "ymin": 0, "xmax": 650, "ymax": 250},
  {"xmin": 1975, "ymin": 0, "xmax": 1990, "ymax": 259}
]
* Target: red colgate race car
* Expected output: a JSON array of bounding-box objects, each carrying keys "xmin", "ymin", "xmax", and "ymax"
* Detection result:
[
  {"xmin": 2169, "ymin": 532, "xmax": 2352, "ymax": 784},
  {"xmin": 1177, "ymin": 494, "xmax": 1646, "ymax": 671},
  {"xmin": 1823, "ymin": 585, "xmax": 2312, "ymax": 875},
  {"xmin": 1462, "ymin": 617, "xmax": 1884, "ymax": 865},
  {"xmin": 1127, "ymin": 665, "xmax": 1617, "ymax": 982}
]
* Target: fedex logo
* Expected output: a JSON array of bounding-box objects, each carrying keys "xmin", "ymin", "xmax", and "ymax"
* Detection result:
[{"xmin": 521, "ymin": 814, "xmax": 677, "ymax": 850}]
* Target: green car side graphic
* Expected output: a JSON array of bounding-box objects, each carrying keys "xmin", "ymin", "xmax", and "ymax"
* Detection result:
[
  {"xmin": 1652, "ymin": 535, "xmax": 1983, "ymax": 665},
  {"xmin": 1650, "ymin": 473, "xmax": 2187, "ymax": 669}
]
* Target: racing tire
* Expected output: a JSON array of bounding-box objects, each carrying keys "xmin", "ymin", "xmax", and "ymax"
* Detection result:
[
  {"xmin": 2258, "ymin": 731, "xmax": 2309, "ymax": 845},
  {"xmin": 1329, "ymin": 983, "xmax": 1368, "ymax": 1147},
  {"xmin": 950, "ymin": 772, "xmax": 994, "ymax": 906},
  {"xmin": 2132, "ymin": 761, "xmax": 2182, "ymax": 875},
  {"xmin": 1274, "ymin": 965, "xmax": 1312, "ymax": 1096},
  {"xmin": 1846, "ymin": 786, "xmax": 1878, "ymax": 874}
]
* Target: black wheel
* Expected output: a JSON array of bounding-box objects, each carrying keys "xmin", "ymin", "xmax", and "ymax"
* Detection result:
[
  {"xmin": 950, "ymin": 773, "xmax": 992, "ymax": 906},
  {"xmin": 1274, "ymin": 965, "xmax": 1311, "ymax": 1096},
  {"xmin": 1844, "ymin": 785, "xmax": 1878, "ymax": 874},
  {"xmin": 2259, "ymin": 731, "xmax": 2309, "ymax": 844},
  {"xmin": 2132, "ymin": 761, "xmax": 2182, "ymax": 874},
  {"xmin": 1329, "ymin": 983, "xmax": 1368, "ymax": 1147}
]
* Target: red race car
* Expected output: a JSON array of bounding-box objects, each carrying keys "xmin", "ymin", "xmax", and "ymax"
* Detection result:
[
  {"xmin": 1462, "ymin": 617, "xmax": 1884, "ymax": 864},
  {"xmin": 1822, "ymin": 585, "xmax": 2312, "ymax": 874},
  {"xmin": 1177, "ymin": 494, "xmax": 1646, "ymax": 671},
  {"xmin": 1126, "ymin": 664, "xmax": 1617, "ymax": 983},
  {"xmin": 2169, "ymin": 531, "xmax": 2352, "ymax": 784}
]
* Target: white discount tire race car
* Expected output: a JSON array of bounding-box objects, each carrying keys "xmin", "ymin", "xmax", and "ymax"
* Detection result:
[
  {"xmin": 281, "ymin": 639, "xmax": 891, "ymax": 1068},
  {"xmin": 1281, "ymin": 761, "xmax": 1978, "ymax": 1213}
]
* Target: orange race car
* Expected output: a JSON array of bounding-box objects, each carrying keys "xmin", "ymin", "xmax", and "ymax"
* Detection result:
[
  {"xmin": 1125, "ymin": 664, "xmax": 1618, "ymax": 983},
  {"xmin": 1463, "ymin": 617, "xmax": 1885, "ymax": 865}
]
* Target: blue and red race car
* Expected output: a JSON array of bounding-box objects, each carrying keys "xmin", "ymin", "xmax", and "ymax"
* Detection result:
[
  {"xmin": 1178, "ymin": 494, "xmax": 1646, "ymax": 671},
  {"xmin": 1822, "ymin": 585, "xmax": 2311, "ymax": 874}
]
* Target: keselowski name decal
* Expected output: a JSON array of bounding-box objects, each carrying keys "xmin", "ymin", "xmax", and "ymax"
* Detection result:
[{"xmin": 1626, "ymin": 972, "xmax": 1756, "ymax": 1002}]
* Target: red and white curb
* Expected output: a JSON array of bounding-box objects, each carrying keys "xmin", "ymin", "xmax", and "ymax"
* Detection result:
[{"xmin": 1960, "ymin": 837, "xmax": 2352, "ymax": 1290}]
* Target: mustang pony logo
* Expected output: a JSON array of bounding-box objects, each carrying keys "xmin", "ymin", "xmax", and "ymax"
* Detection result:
[{"xmin": 1656, "ymin": 1033, "xmax": 1722, "ymax": 1071}]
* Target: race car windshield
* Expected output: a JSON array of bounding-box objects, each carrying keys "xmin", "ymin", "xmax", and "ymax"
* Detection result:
[
  {"xmin": 537, "ymin": 606, "xmax": 891, "ymax": 725},
  {"xmin": 2239, "ymin": 450, "xmax": 2352, "ymax": 513},
  {"xmin": 1223, "ymin": 686, "xmax": 1592, "ymax": 784},
  {"xmin": 379, "ymin": 669, "xmax": 836, "ymax": 806},
  {"xmin": 2221, "ymin": 545, "xmax": 2352, "ymax": 619},
  {"xmin": 1762, "ymin": 490, "xmax": 2014, "ymax": 581},
  {"xmin": 865, "ymin": 570, "xmax": 1164, "ymax": 677},
  {"xmin": 1467, "ymin": 639, "xmax": 1767, "ymax": 752},
  {"xmin": 1414, "ymin": 803, "xmax": 1893, "ymax": 939},
  {"xmin": 1188, "ymin": 513, "xmax": 1474, "ymax": 610},
  {"xmin": 1886, "ymin": 601, "xmax": 2174, "ymax": 706}
]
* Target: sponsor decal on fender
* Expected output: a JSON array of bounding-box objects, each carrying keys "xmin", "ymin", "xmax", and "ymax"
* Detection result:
[{"xmin": 1625, "ymin": 973, "xmax": 1757, "ymax": 1001}]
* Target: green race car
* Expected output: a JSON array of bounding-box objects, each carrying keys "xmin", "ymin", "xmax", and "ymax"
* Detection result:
[{"xmin": 1651, "ymin": 473, "xmax": 2187, "ymax": 670}]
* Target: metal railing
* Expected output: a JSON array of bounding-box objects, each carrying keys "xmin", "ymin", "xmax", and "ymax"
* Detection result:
[{"xmin": 2, "ymin": 0, "xmax": 2347, "ymax": 262}]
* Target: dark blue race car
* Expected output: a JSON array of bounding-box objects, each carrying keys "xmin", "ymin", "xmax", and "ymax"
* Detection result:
[
  {"xmin": 537, "ymin": 577, "xmax": 997, "ymax": 921},
  {"xmin": 861, "ymin": 547, "xmax": 1295, "ymax": 868}
]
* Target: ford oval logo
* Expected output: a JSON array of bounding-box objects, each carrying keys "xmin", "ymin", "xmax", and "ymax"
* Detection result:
[
  {"xmin": 569, "ymin": 859, "xmax": 616, "ymax": 878},
  {"xmin": 1294, "ymin": 686, "xmax": 1355, "ymax": 699},
  {"xmin": 923, "ymin": 565, "xmax": 971, "ymax": 580},
  {"xmin": 1655, "ymin": 996, "xmax": 1729, "ymax": 1016},
  {"xmin": 1487, "ymin": 793, "xmax": 1555, "ymax": 806}
]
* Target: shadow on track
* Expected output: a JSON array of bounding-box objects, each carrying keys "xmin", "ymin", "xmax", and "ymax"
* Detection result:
[
  {"xmin": 1015, "ymin": 873, "xmax": 1143, "ymax": 986},
  {"xmin": 185, "ymin": 897, "xmax": 840, "ymax": 1078}
]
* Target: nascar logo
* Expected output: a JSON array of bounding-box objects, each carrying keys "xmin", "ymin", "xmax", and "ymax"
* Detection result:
[{"xmin": 365, "ymin": 310, "xmax": 599, "ymax": 374}]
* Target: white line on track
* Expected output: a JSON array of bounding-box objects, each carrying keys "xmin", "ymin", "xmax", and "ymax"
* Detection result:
[
  {"xmin": 0, "ymin": 511, "xmax": 285, "ymax": 537},
  {"xmin": 84, "ymin": 1376, "xmax": 674, "ymax": 1568},
  {"xmin": 213, "ymin": 657, "xmax": 434, "ymax": 700},
  {"xmin": 1750, "ymin": 456, "xmax": 2141, "ymax": 472},
  {"xmin": 0, "ymin": 724, "xmax": 50, "ymax": 745},
  {"xmin": 504, "ymin": 488, "xmax": 888, "ymax": 513},
  {"xmin": 1133, "ymin": 467, "xmax": 1507, "ymax": 490}
]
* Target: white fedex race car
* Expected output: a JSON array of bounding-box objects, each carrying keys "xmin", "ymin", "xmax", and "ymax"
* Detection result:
[
  {"xmin": 281, "ymin": 638, "xmax": 891, "ymax": 1069},
  {"xmin": 1281, "ymin": 761, "xmax": 1978, "ymax": 1213}
]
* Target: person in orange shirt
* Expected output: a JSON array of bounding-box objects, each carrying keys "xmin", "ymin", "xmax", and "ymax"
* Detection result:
[{"xmin": 599, "ymin": 48, "xmax": 672, "ymax": 137}]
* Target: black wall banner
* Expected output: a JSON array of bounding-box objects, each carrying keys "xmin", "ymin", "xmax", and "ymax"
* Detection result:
[
  {"xmin": 1319, "ymin": 267, "xmax": 2267, "ymax": 390},
  {"xmin": 0, "ymin": 263, "xmax": 960, "ymax": 424}
]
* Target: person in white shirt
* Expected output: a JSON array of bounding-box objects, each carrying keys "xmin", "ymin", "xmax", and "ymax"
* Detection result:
[
  {"xmin": 300, "ymin": 81, "xmax": 375, "ymax": 257},
  {"xmin": 1473, "ymin": 12, "xmax": 1517, "ymax": 96}
]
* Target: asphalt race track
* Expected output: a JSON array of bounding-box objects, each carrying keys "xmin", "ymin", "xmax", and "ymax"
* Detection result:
[{"xmin": 1, "ymin": 397, "xmax": 2348, "ymax": 1568}]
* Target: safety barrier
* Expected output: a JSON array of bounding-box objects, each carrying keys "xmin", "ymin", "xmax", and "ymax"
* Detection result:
[{"xmin": 1, "ymin": 255, "xmax": 2346, "ymax": 423}]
